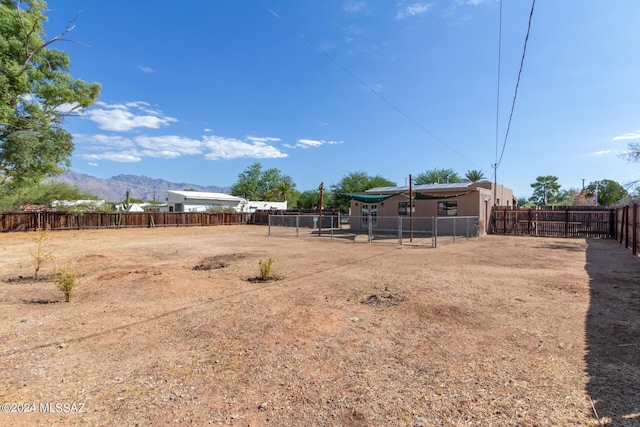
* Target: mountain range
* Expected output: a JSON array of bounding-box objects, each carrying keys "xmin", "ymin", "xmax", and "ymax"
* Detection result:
[{"xmin": 52, "ymin": 171, "xmax": 230, "ymax": 203}]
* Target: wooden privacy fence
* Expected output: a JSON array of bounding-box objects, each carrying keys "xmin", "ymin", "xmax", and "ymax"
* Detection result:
[
  {"xmin": 614, "ymin": 202, "xmax": 640, "ymax": 255},
  {"xmin": 0, "ymin": 211, "xmax": 249, "ymax": 232},
  {"xmin": 490, "ymin": 206, "xmax": 614, "ymax": 238}
]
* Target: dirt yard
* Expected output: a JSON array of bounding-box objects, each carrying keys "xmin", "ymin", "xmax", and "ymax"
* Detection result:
[{"xmin": 0, "ymin": 226, "xmax": 638, "ymax": 426}]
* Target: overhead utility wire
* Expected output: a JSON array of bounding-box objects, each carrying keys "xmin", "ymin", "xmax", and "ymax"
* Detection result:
[
  {"xmin": 256, "ymin": 0, "xmax": 486, "ymax": 173},
  {"xmin": 496, "ymin": 0, "xmax": 536, "ymax": 169},
  {"xmin": 493, "ymin": 0, "xmax": 503, "ymax": 182}
]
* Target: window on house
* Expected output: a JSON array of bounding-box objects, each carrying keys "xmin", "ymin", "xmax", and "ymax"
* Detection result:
[
  {"xmin": 437, "ymin": 201, "xmax": 458, "ymax": 216},
  {"xmin": 398, "ymin": 202, "xmax": 415, "ymax": 215}
]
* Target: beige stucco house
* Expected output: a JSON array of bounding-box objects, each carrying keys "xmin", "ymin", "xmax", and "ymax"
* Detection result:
[{"xmin": 345, "ymin": 182, "xmax": 515, "ymax": 234}]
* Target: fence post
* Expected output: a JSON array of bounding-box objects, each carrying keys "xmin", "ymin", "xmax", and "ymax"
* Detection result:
[
  {"xmin": 624, "ymin": 206, "xmax": 629, "ymax": 248},
  {"xmin": 564, "ymin": 209, "xmax": 569, "ymax": 237},
  {"xmin": 633, "ymin": 204, "xmax": 638, "ymax": 255},
  {"xmin": 296, "ymin": 215, "xmax": 299, "ymax": 237},
  {"xmin": 398, "ymin": 216, "xmax": 403, "ymax": 245},
  {"xmin": 466, "ymin": 217, "xmax": 470, "ymax": 239},
  {"xmin": 268, "ymin": 214, "xmax": 271, "ymax": 236},
  {"xmin": 368, "ymin": 216, "xmax": 373, "ymax": 243},
  {"xmin": 453, "ymin": 217, "xmax": 456, "ymax": 243},
  {"xmin": 503, "ymin": 209, "xmax": 507, "ymax": 234},
  {"xmin": 433, "ymin": 217, "xmax": 438, "ymax": 248}
]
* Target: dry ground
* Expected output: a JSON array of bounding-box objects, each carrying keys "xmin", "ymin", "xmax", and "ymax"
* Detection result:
[{"xmin": 0, "ymin": 226, "xmax": 638, "ymax": 426}]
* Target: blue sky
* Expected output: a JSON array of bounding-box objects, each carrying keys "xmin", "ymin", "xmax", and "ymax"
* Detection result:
[{"xmin": 43, "ymin": 0, "xmax": 640, "ymax": 198}]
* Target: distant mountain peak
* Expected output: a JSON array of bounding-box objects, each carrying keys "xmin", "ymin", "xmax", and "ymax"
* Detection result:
[{"xmin": 52, "ymin": 171, "xmax": 230, "ymax": 202}]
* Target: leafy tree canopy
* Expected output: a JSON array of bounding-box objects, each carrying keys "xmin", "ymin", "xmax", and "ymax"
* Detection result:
[
  {"xmin": 414, "ymin": 168, "xmax": 465, "ymax": 185},
  {"xmin": 293, "ymin": 189, "xmax": 320, "ymax": 209},
  {"xmin": 0, "ymin": 181, "xmax": 98, "ymax": 211},
  {"xmin": 529, "ymin": 175, "xmax": 565, "ymax": 206},
  {"xmin": 230, "ymin": 162, "xmax": 296, "ymax": 203},
  {"xmin": 0, "ymin": 0, "xmax": 101, "ymax": 191},
  {"xmin": 585, "ymin": 179, "xmax": 628, "ymax": 206},
  {"xmin": 329, "ymin": 171, "xmax": 395, "ymax": 211}
]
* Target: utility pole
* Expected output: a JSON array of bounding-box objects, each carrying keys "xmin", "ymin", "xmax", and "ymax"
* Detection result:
[{"xmin": 492, "ymin": 163, "xmax": 498, "ymax": 206}]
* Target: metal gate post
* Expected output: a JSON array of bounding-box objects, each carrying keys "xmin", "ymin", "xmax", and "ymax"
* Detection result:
[
  {"xmin": 268, "ymin": 214, "xmax": 271, "ymax": 236},
  {"xmin": 433, "ymin": 217, "xmax": 438, "ymax": 248},
  {"xmin": 398, "ymin": 216, "xmax": 403, "ymax": 244},
  {"xmin": 453, "ymin": 217, "xmax": 456, "ymax": 243}
]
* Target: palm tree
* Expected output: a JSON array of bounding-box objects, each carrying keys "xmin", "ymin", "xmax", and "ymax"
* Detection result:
[
  {"xmin": 465, "ymin": 169, "xmax": 486, "ymax": 183},
  {"xmin": 275, "ymin": 178, "xmax": 295, "ymax": 203}
]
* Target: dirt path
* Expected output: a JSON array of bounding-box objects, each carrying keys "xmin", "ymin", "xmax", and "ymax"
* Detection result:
[{"xmin": 0, "ymin": 226, "xmax": 637, "ymax": 426}]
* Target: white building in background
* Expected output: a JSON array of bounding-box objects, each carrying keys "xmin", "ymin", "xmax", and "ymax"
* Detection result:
[
  {"xmin": 246, "ymin": 201, "xmax": 287, "ymax": 213},
  {"xmin": 166, "ymin": 190, "xmax": 248, "ymax": 213}
]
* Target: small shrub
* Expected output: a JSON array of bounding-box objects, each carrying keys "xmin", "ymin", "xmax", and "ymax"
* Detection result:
[
  {"xmin": 259, "ymin": 258, "xmax": 273, "ymax": 281},
  {"xmin": 54, "ymin": 266, "xmax": 79, "ymax": 302},
  {"xmin": 30, "ymin": 228, "xmax": 54, "ymax": 279}
]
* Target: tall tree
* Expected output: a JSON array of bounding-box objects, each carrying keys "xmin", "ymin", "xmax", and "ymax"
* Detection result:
[
  {"xmin": 585, "ymin": 179, "xmax": 628, "ymax": 206},
  {"xmin": 329, "ymin": 171, "xmax": 395, "ymax": 211},
  {"xmin": 0, "ymin": 1, "xmax": 101, "ymax": 192},
  {"xmin": 414, "ymin": 168, "xmax": 464, "ymax": 185},
  {"xmin": 529, "ymin": 175, "xmax": 563, "ymax": 206},
  {"xmin": 230, "ymin": 162, "xmax": 296, "ymax": 201},
  {"xmin": 465, "ymin": 169, "xmax": 487, "ymax": 183}
]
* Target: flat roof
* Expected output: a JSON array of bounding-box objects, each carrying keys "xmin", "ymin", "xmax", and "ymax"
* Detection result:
[
  {"xmin": 167, "ymin": 190, "xmax": 245, "ymax": 201},
  {"xmin": 366, "ymin": 183, "xmax": 473, "ymax": 194}
]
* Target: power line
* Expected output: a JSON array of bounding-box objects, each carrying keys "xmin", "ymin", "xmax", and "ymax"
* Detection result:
[
  {"xmin": 256, "ymin": 0, "xmax": 487, "ymax": 174},
  {"xmin": 496, "ymin": 0, "xmax": 536, "ymax": 169}
]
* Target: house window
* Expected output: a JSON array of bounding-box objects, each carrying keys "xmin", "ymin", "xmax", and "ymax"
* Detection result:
[
  {"xmin": 437, "ymin": 201, "xmax": 457, "ymax": 216},
  {"xmin": 398, "ymin": 202, "xmax": 415, "ymax": 216},
  {"xmin": 361, "ymin": 204, "xmax": 378, "ymax": 227}
]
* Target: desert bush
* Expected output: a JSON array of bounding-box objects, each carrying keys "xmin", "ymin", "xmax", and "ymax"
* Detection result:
[
  {"xmin": 30, "ymin": 228, "xmax": 54, "ymax": 279},
  {"xmin": 259, "ymin": 258, "xmax": 273, "ymax": 280},
  {"xmin": 54, "ymin": 265, "xmax": 79, "ymax": 302}
]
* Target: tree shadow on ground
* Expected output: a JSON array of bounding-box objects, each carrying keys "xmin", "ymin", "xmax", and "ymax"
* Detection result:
[{"xmin": 585, "ymin": 238, "xmax": 640, "ymax": 426}]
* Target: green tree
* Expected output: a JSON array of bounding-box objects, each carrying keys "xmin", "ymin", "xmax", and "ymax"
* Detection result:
[
  {"xmin": 465, "ymin": 169, "xmax": 487, "ymax": 183},
  {"xmin": 0, "ymin": 181, "xmax": 98, "ymax": 211},
  {"xmin": 329, "ymin": 171, "xmax": 395, "ymax": 212},
  {"xmin": 414, "ymin": 168, "xmax": 464, "ymax": 185},
  {"xmin": 585, "ymin": 179, "xmax": 628, "ymax": 206},
  {"xmin": 230, "ymin": 162, "xmax": 296, "ymax": 201},
  {"xmin": 529, "ymin": 175, "xmax": 563, "ymax": 206},
  {"xmin": 0, "ymin": 1, "xmax": 101, "ymax": 191},
  {"xmin": 293, "ymin": 189, "xmax": 319, "ymax": 209}
]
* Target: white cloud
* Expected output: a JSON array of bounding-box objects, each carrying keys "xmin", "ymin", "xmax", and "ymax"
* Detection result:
[
  {"xmin": 81, "ymin": 151, "xmax": 142, "ymax": 163},
  {"xmin": 613, "ymin": 130, "xmax": 640, "ymax": 141},
  {"xmin": 135, "ymin": 135, "xmax": 202, "ymax": 157},
  {"xmin": 246, "ymin": 136, "xmax": 282, "ymax": 143},
  {"xmin": 88, "ymin": 162, "xmax": 99, "ymax": 167},
  {"xmin": 85, "ymin": 102, "xmax": 177, "ymax": 132},
  {"xmin": 296, "ymin": 139, "xmax": 344, "ymax": 149},
  {"xmin": 138, "ymin": 65, "xmax": 154, "ymax": 74},
  {"xmin": 75, "ymin": 131, "xmax": 288, "ymax": 162},
  {"xmin": 593, "ymin": 150, "xmax": 613, "ymax": 156},
  {"xmin": 202, "ymin": 135, "xmax": 287, "ymax": 160},
  {"xmin": 343, "ymin": 1, "xmax": 367, "ymax": 13},
  {"xmin": 397, "ymin": 3, "xmax": 432, "ymax": 19},
  {"xmin": 73, "ymin": 134, "xmax": 135, "ymax": 149}
]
